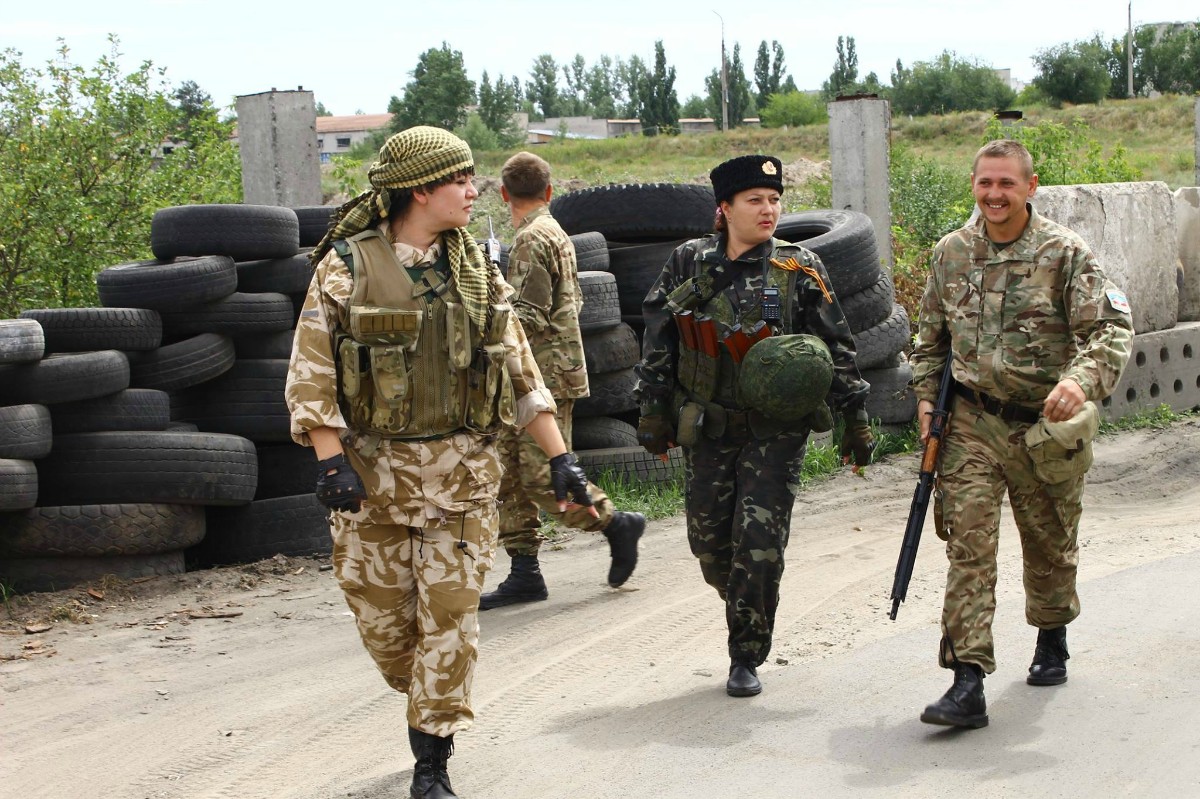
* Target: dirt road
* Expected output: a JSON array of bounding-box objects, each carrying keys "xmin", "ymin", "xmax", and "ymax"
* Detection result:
[{"xmin": 3, "ymin": 418, "xmax": 1200, "ymax": 799}]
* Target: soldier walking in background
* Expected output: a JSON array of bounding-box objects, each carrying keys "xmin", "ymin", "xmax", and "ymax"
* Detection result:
[
  {"xmin": 285, "ymin": 127, "xmax": 596, "ymax": 798},
  {"xmin": 910, "ymin": 139, "xmax": 1133, "ymax": 729},
  {"xmin": 481, "ymin": 151, "xmax": 644, "ymax": 610},
  {"xmin": 634, "ymin": 154, "xmax": 873, "ymax": 697}
]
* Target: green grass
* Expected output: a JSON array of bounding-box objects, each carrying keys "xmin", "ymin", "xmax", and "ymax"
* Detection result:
[{"xmin": 1099, "ymin": 403, "xmax": 1196, "ymax": 433}]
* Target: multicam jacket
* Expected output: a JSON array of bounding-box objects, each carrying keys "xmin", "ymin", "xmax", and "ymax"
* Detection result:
[
  {"xmin": 634, "ymin": 234, "xmax": 870, "ymax": 415},
  {"xmin": 285, "ymin": 226, "xmax": 555, "ymax": 527},
  {"xmin": 910, "ymin": 205, "xmax": 1134, "ymax": 405},
  {"xmin": 505, "ymin": 206, "xmax": 588, "ymax": 400}
]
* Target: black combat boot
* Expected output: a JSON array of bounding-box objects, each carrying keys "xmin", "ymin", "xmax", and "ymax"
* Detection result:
[
  {"xmin": 479, "ymin": 554, "xmax": 548, "ymax": 610},
  {"xmin": 920, "ymin": 662, "xmax": 988, "ymax": 728},
  {"xmin": 408, "ymin": 727, "xmax": 457, "ymax": 799},
  {"xmin": 726, "ymin": 659, "xmax": 762, "ymax": 697},
  {"xmin": 1027, "ymin": 625, "xmax": 1070, "ymax": 686},
  {"xmin": 603, "ymin": 511, "xmax": 645, "ymax": 587}
]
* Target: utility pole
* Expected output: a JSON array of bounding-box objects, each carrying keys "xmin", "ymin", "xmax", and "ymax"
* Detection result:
[
  {"xmin": 1127, "ymin": 1, "xmax": 1135, "ymax": 98},
  {"xmin": 714, "ymin": 10, "xmax": 729, "ymax": 131}
]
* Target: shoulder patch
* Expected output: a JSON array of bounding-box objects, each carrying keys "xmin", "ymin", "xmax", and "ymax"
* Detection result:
[{"xmin": 1105, "ymin": 287, "xmax": 1131, "ymax": 314}]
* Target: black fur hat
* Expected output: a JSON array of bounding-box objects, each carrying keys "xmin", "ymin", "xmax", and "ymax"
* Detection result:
[{"xmin": 709, "ymin": 154, "xmax": 784, "ymax": 204}]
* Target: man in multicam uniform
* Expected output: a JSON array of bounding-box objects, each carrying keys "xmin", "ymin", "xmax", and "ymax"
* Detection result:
[
  {"xmin": 285, "ymin": 126, "xmax": 595, "ymax": 799},
  {"xmin": 911, "ymin": 139, "xmax": 1133, "ymax": 730},
  {"xmin": 480, "ymin": 151, "xmax": 644, "ymax": 610},
  {"xmin": 634, "ymin": 154, "xmax": 874, "ymax": 698}
]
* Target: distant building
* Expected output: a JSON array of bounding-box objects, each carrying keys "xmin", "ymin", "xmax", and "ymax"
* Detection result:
[{"xmin": 315, "ymin": 114, "xmax": 392, "ymax": 163}]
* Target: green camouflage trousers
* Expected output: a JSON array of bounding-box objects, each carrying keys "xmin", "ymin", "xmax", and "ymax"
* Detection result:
[
  {"xmin": 496, "ymin": 399, "xmax": 614, "ymax": 556},
  {"xmin": 685, "ymin": 428, "xmax": 809, "ymax": 666},
  {"xmin": 329, "ymin": 506, "xmax": 496, "ymax": 737},
  {"xmin": 935, "ymin": 397, "xmax": 1084, "ymax": 674}
]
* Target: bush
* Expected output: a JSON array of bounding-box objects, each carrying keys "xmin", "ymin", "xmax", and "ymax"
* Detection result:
[
  {"xmin": 760, "ymin": 91, "xmax": 828, "ymax": 128},
  {"xmin": 983, "ymin": 117, "xmax": 1142, "ymax": 185}
]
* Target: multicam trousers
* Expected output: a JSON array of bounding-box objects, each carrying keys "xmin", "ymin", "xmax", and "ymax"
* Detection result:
[
  {"xmin": 685, "ymin": 428, "xmax": 809, "ymax": 666},
  {"xmin": 495, "ymin": 399, "xmax": 614, "ymax": 556},
  {"xmin": 935, "ymin": 396, "xmax": 1084, "ymax": 674},
  {"xmin": 329, "ymin": 505, "xmax": 496, "ymax": 737}
]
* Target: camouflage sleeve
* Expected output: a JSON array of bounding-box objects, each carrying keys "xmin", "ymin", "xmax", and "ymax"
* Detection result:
[
  {"xmin": 1060, "ymin": 248, "xmax": 1135, "ymax": 401},
  {"xmin": 798, "ymin": 253, "xmax": 870, "ymax": 411},
  {"xmin": 505, "ymin": 226, "xmax": 556, "ymax": 334},
  {"xmin": 633, "ymin": 245, "xmax": 686, "ymax": 413},
  {"xmin": 909, "ymin": 245, "xmax": 952, "ymax": 403},
  {"xmin": 496, "ymin": 269, "xmax": 556, "ymax": 428},
  {"xmin": 285, "ymin": 251, "xmax": 352, "ymax": 446}
]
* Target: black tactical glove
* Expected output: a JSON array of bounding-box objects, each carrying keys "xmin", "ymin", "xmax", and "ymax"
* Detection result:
[
  {"xmin": 636, "ymin": 414, "xmax": 675, "ymax": 456},
  {"xmin": 839, "ymin": 408, "xmax": 875, "ymax": 470},
  {"xmin": 315, "ymin": 453, "xmax": 368, "ymax": 513},
  {"xmin": 549, "ymin": 452, "xmax": 594, "ymax": 509}
]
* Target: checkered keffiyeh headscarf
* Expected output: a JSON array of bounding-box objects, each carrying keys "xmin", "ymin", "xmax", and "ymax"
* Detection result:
[{"xmin": 312, "ymin": 126, "xmax": 493, "ymax": 326}]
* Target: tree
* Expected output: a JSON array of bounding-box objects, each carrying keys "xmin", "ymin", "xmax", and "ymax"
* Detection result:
[
  {"xmin": 1033, "ymin": 40, "xmax": 1112, "ymax": 106},
  {"xmin": 1140, "ymin": 24, "xmax": 1200, "ymax": 95},
  {"xmin": 754, "ymin": 41, "xmax": 788, "ymax": 108},
  {"xmin": 821, "ymin": 36, "xmax": 859, "ymax": 100},
  {"xmin": 889, "ymin": 51, "xmax": 1015, "ymax": 116},
  {"xmin": 0, "ymin": 38, "xmax": 240, "ymax": 315},
  {"xmin": 727, "ymin": 43, "xmax": 754, "ymax": 124},
  {"xmin": 562, "ymin": 54, "xmax": 589, "ymax": 115},
  {"xmin": 171, "ymin": 79, "xmax": 219, "ymax": 144},
  {"xmin": 314, "ymin": 101, "xmax": 332, "ymax": 116},
  {"xmin": 616, "ymin": 56, "xmax": 647, "ymax": 119},
  {"xmin": 585, "ymin": 56, "xmax": 619, "ymax": 119},
  {"xmin": 760, "ymin": 91, "xmax": 827, "ymax": 128},
  {"xmin": 637, "ymin": 40, "xmax": 680, "ymax": 135},
  {"xmin": 680, "ymin": 94, "xmax": 712, "ymax": 119},
  {"xmin": 392, "ymin": 42, "xmax": 475, "ymax": 131},
  {"xmin": 477, "ymin": 71, "xmax": 525, "ymax": 147},
  {"xmin": 526, "ymin": 54, "xmax": 562, "ymax": 118}
]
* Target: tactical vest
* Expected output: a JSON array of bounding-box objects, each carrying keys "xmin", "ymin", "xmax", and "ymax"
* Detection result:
[{"xmin": 333, "ymin": 229, "xmax": 515, "ymax": 440}]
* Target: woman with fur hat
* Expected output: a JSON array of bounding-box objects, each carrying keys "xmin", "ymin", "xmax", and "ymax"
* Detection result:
[
  {"xmin": 286, "ymin": 125, "xmax": 595, "ymax": 799},
  {"xmin": 634, "ymin": 154, "xmax": 873, "ymax": 698}
]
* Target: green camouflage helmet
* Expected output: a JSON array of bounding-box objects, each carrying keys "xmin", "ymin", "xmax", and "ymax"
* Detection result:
[{"xmin": 738, "ymin": 334, "xmax": 833, "ymax": 422}]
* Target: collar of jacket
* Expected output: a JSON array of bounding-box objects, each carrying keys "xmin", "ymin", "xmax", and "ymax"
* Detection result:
[{"xmin": 971, "ymin": 202, "xmax": 1042, "ymax": 263}]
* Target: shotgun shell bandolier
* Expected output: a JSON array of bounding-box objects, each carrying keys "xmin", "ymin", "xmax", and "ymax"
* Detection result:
[{"xmin": 332, "ymin": 230, "xmax": 515, "ymax": 444}]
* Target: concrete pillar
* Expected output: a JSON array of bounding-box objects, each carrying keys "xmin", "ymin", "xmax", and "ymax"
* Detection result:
[
  {"xmin": 1195, "ymin": 96, "xmax": 1199, "ymax": 187},
  {"xmin": 828, "ymin": 96, "xmax": 893, "ymax": 271},
  {"xmin": 236, "ymin": 88, "xmax": 321, "ymax": 207}
]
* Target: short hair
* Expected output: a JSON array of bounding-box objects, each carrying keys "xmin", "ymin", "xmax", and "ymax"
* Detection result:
[
  {"xmin": 973, "ymin": 139, "xmax": 1034, "ymax": 179},
  {"xmin": 501, "ymin": 151, "xmax": 551, "ymax": 199}
]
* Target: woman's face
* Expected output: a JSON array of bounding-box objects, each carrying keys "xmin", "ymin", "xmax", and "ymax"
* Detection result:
[
  {"xmin": 722, "ymin": 187, "xmax": 782, "ymax": 250},
  {"xmin": 420, "ymin": 173, "xmax": 478, "ymax": 231}
]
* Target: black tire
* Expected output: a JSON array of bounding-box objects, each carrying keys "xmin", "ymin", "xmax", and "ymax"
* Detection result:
[
  {"xmin": 0, "ymin": 459, "xmax": 38, "ymax": 511},
  {"xmin": 0, "ymin": 405, "xmax": 52, "ymax": 459},
  {"xmin": 0, "ymin": 350, "xmax": 130, "ymax": 406},
  {"xmin": 126, "ymin": 333, "xmax": 236, "ymax": 392},
  {"xmin": 578, "ymin": 271, "xmax": 621, "ymax": 333},
  {"xmin": 159, "ymin": 292, "xmax": 295, "ymax": 338},
  {"xmin": 170, "ymin": 359, "xmax": 291, "ymax": 443},
  {"xmin": 96, "ymin": 256, "xmax": 238, "ymax": 311},
  {"xmin": 234, "ymin": 328, "xmax": 296, "ymax": 360},
  {"xmin": 582, "ymin": 323, "xmax": 640, "ymax": 375},
  {"xmin": 573, "ymin": 367, "xmax": 639, "ymax": 417},
  {"xmin": 862, "ymin": 361, "xmax": 917, "ymax": 425},
  {"xmin": 551, "ymin": 183, "xmax": 716, "ymax": 241},
  {"xmin": 151, "ymin": 204, "xmax": 300, "ymax": 261},
  {"xmin": 236, "ymin": 253, "xmax": 315, "ymax": 295},
  {"xmin": 0, "ymin": 503, "xmax": 205, "ymax": 558},
  {"xmin": 0, "ymin": 319, "xmax": 45, "ymax": 364},
  {"xmin": 49, "ymin": 388, "xmax": 171, "ymax": 435},
  {"xmin": 292, "ymin": 206, "xmax": 337, "ymax": 248},
  {"xmin": 19, "ymin": 307, "xmax": 163, "ymax": 353},
  {"xmin": 853, "ymin": 303, "xmax": 911, "ymax": 371},
  {"xmin": 775, "ymin": 210, "xmax": 882, "ymax": 297},
  {"xmin": 0, "ymin": 552, "xmax": 185, "ymax": 595},
  {"xmin": 195, "ymin": 494, "xmax": 331, "ymax": 566},
  {"xmin": 838, "ymin": 271, "xmax": 895, "ymax": 334},
  {"xmin": 608, "ymin": 239, "xmax": 680, "ymax": 317},
  {"xmin": 621, "ymin": 313, "xmax": 646, "ymax": 341},
  {"xmin": 254, "ymin": 443, "xmax": 316, "ymax": 500},
  {"xmin": 576, "ymin": 445, "xmax": 684, "ymax": 488},
  {"xmin": 36, "ymin": 431, "xmax": 258, "ymax": 507},
  {"xmin": 570, "ymin": 231, "xmax": 610, "ymax": 271},
  {"xmin": 572, "ymin": 416, "xmax": 639, "ymax": 450}
]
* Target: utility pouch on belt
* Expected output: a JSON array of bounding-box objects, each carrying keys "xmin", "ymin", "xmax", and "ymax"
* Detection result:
[
  {"xmin": 444, "ymin": 300, "xmax": 473, "ymax": 369},
  {"xmin": 1023, "ymin": 401, "xmax": 1099, "ymax": 484},
  {"xmin": 675, "ymin": 401, "xmax": 706, "ymax": 448},
  {"xmin": 337, "ymin": 335, "xmax": 366, "ymax": 399}
]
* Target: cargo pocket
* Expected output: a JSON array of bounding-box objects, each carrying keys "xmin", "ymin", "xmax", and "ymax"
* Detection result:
[{"xmin": 330, "ymin": 519, "xmax": 366, "ymax": 591}]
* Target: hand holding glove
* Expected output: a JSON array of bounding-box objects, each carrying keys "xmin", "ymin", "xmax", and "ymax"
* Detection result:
[
  {"xmin": 549, "ymin": 452, "xmax": 596, "ymax": 514},
  {"xmin": 315, "ymin": 453, "xmax": 368, "ymax": 513},
  {"xmin": 839, "ymin": 408, "xmax": 875, "ymax": 473},
  {"xmin": 637, "ymin": 414, "xmax": 675, "ymax": 456}
]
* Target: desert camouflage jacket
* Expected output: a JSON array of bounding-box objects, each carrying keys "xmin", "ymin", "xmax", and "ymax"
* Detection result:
[
  {"xmin": 506, "ymin": 206, "xmax": 588, "ymax": 400},
  {"xmin": 910, "ymin": 205, "xmax": 1134, "ymax": 405},
  {"xmin": 634, "ymin": 233, "xmax": 870, "ymax": 414},
  {"xmin": 285, "ymin": 229, "xmax": 556, "ymax": 526}
]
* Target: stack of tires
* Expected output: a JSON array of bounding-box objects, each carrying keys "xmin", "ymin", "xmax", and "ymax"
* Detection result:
[{"xmin": 0, "ymin": 204, "xmax": 339, "ymax": 594}]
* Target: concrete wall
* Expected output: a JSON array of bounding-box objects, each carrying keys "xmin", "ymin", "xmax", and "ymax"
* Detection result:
[
  {"xmin": 1101, "ymin": 322, "xmax": 1200, "ymax": 419},
  {"xmin": 540, "ymin": 116, "xmax": 609, "ymax": 139},
  {"xmin": 1034, "ymin": 182, "xmax": 1179, "ymax": 334},
  {"xmin": 1176, "ymin": 187, "xmax": 1200, "ymax": 322},
  {"xmin": 236, "ymin": 89, "xmax": 322, "ymax": 207},
  {"xmin": 828, "ymin": 96, "xmax": 893, "ymax": 271}
]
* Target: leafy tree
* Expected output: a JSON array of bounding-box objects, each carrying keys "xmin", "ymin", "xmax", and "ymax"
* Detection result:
[
  {"xmin": 821, "ymin": 36, "xmax": 859, "ymax": 100},
  {"xmin": 760, "ymin": 91, "xmax": 827, "ymax": 128},
  {"xmin": 314, "ymin": 101, "xmax": 332, "ymax": 116},
  {"xmin": 637, "ymin": 40, "xmax": 680, "ymax": 135},
  {"xmin": 616, "ymin": 56, "xmax": 648, "ymax": 119},
  {"xmin": 727, "ymin": 44, "xmax": 754, "ymax": 123},
  {"xmin": 1033, "ymin": 39, "xmax": 1112, "ymax": 106},
  {"xmin": 392, "ymin": 42, "xmax": 475, "ymax": 131},
  {"xmin": 562, "ymin": 55, "xmax": 588, "ymax": 116},
  {"xmin": 680, "ymin": 94, "xmax": 712, "ymax": 119},
  {"xmin": 889, "ymin": 51, "xmax": 1015, "ymax": 116},
  {"xmin": 477, "ymin": 71, "xmax": 524, "ymax": 147},
  {"xmin": 585, "ymin": 56, "xmax": 619, "ymax": 119},
  {"xmin": 171, "ymin": 79, "xmax": 221, "ymax": 145},
  {"xmin": 983, "ymin": 117, "xmax": 1141, "ymax": 186},
  {"xmin": 0, "ymin": 38, "xmax": 240, "ymax": 315},
  {"xmin": 754, "ymin": 41, "xmax": 787, "ymax": 108},
  {"xmin": 526, "ymin": 54, "xmax": 563, "ymax": 118},
  {"xmin": 1139, "ymin": 24, "xmax": 1200, "ymax": 95},
  {"xmin": 456, "ymin": 112, "xmax": 501, "ymax": 152}
]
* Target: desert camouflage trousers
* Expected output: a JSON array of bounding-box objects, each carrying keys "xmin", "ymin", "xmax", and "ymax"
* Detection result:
[
  {"xmin": 934, "ymin": 397, "xmax": 1084, "ymax": 674},
  {"xmin": 329, "ymin": 504, "xmax": 497, "ymax": 737},
  {"xmin": 496, "ymin": 399, "xmax": 614, "ymax": 555},
  {"xmin": 684, "ymin": 428, "xmax": 809, "ymax": 666}
]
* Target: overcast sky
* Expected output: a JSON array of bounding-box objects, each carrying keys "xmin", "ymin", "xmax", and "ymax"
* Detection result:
[{"xmin": 3, "ymin": 0, "xmax": 1194, "ymax": 116}]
